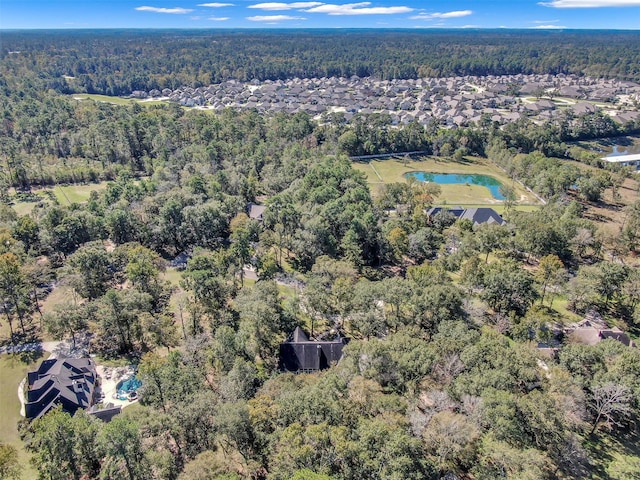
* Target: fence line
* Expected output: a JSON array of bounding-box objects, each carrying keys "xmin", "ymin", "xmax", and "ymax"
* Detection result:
[{"xmin": 349, "ymin": 151, "xmax": 428, "ymax": 161}]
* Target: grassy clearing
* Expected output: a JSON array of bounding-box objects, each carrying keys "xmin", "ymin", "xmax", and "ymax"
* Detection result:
[
  {"xmin": 72, "ymin": 93, "xmax": 135, "ymax": 105},
  {"xmin": 161, "ymin": 268, "xmax": 184, "ymax": 288},
  {"xmin": 53, "ymin": 182, "xmax": 108, "ymax": 206},
  {"xmin": 0, "ymin": 353, "xmax": 48, "ymax": 480},
  {"xmin": 547, "ymin": 295, "xmax": 583, "ymax": 324},
  {"xmin": 11, "ymin": 203, "xmax": 37, "ymax": 217},
  {"xmin": 71, "ymin": 94, "xmax": 168, "ymax": 107},
  {"xmin": 40, "ymin": 284, "xmax": 76, "ymax": 316},
  {"xmin": 582, "ymin": 176, "xmax": 640, "ymax": 239},
  {"xmin": 353, "ymin": 156, "xmax": 541, "ymax": 206},
  {"xmin": 10, "ymin": 182, "xmax": 109, "ymax": 216}
]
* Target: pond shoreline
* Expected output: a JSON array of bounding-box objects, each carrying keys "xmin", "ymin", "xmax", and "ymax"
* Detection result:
[{"xmin": 405, "ymin": 171, "xmax": 506, "ymax": 200}]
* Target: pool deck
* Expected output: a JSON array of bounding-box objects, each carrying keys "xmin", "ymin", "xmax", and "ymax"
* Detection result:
[{"xmin": 96, "ymin": 365, "xmax": 139, "ymax": 408}]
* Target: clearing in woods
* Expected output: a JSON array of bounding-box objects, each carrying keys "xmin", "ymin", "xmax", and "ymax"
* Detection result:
[{"xmin": 352, "ymin": 156, "xmax": 542, "ymax": 207}]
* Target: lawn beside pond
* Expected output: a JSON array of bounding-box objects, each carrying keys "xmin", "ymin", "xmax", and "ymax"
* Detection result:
[{"xmin": 353, "ymin": 156, "xmax": 541, "ymax": 206}]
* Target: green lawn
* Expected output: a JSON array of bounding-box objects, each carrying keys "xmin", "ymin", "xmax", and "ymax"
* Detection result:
[
  {"xmin": 161, "ymin": 268, "xmax": 184, "ymax": 288},
  {"xmin": 546, "ymin": 295, "xmax": 583, "ymax": 324},
  {"xmin": 0, "ymin": 354, "xmax": 48, "ymax": 480},
  {"xmin": 10, "ymin": 182, "xmax": 109, "ymax": 216},
  {"xmin": 11, "ymin": 201, "xmax": 40, "ymax": 217},
  {"xmin": 71, "ymin": 94, "xmax": 168, "ymax": 107},
  {"xmin": 72, "ymin": 93, "xmax": 135, "ymax": 105},
  {"xmin": 353, "ymin": 156, "xmax": 541, "ymax": 206},
  {"xmin": 53, "ymin": 182, "xmax": 108, "ymax": 206}
]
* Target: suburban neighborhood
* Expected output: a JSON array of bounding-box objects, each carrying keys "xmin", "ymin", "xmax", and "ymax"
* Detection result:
[{"xmin": 130, "ymin": 73, "xmax": 640, "ymax": 128}]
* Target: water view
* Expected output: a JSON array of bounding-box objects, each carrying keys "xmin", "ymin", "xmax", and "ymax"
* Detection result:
[
  {"xmin": 405, "ymin": 172, "xmax": 506, "ymax": 200},
  {"xmin": 607, "ymin": 143, "xmax": 640, "ymax": 157}
]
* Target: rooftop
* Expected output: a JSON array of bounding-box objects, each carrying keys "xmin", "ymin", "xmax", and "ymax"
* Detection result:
[{"xmin": 26, "ymin": 357, "xmax": 97, "ymax": 420}]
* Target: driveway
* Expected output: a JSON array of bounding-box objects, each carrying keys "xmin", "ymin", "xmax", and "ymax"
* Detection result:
[{"xmin": 0, "ymin": 340, "xmax": 80, "ymax": 356}]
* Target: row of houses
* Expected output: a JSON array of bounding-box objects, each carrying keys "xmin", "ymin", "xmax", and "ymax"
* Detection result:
[{"xmin": 130, "ymin": 74, "xmax": 640, "ymax": 128}]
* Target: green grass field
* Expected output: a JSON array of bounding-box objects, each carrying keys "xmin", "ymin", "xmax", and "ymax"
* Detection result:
[
  {"xmin": 161, "ymin": 268, "xmax": 184, "ymax": 288},
  {"xmin": 53, "ymin": 183, "xmax": 107, "ymax": 205},
  {"xmin": 0, "ymin": 354, "xmax": 48, "ymax": 480},
  {"xmin": 10, "ymin": 182, "xmax": 109, "ymax": 216},
  {"xmin": 71, "ymin": 94, "xmax": 168, "ymax": 107},
  {"xmin": 353, "ymin": 156, "xmax": 542, "ymax": 207},
  {"xmin": 10, "ymin": 200, "xmax": 43, "ymax": 217}
]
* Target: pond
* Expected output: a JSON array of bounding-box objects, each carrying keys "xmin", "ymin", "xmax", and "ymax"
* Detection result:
[
  {"xmin": 607, "ymin": 143, "xmax": 640, "ymax": 157},
  {"xmin": 405, "ymin": 172, "xmax": 506, "ymax": 200}
]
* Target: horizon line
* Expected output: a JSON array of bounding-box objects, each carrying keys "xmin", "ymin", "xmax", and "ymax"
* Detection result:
[{"xmin": 3, "ymin": 26, "xmax": 640, "ymax": 32}]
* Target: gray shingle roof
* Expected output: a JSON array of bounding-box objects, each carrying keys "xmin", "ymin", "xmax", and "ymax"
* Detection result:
[{"xmin": 26, "ymin": 358, "xmax": 97, "ymax": 420}]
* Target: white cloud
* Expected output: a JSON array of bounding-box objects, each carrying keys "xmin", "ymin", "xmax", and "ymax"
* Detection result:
[
  {"xmin": 198, "ymin": 2, "xmax": 234, "ymax": 6},
  {"xmin": 135, "ymin": 6, "xmax": 193, "ymax": 13},
  {"xmin": 532, "ymin": 24, "xmax": 567, "ymax": 28},
  {"xmin": 304, "ymin": 2, "xmax": 413, "ymax": 15},
  {"xmin": 540, "ymin": 0, "xmax": 640, "ymax": 7},
  {"xmin": 246, "ymin": 14, "xmax": 306, "ymax": 20},
  {"xmin": 209, "ymin": 16, "xmax": 230, "ymax": 20},
  {"xmin": 248, "ymin": 2, "xmax": 323, "ymax": 9},
  {"xmin": 410, "ymin": 9, "xmax": 472, "ymax": 20}
]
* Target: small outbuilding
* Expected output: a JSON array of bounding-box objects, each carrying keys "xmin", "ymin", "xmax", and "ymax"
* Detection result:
[{"xmin": 247, "ymin": 202, "xmax": 267, "ymax": 221}]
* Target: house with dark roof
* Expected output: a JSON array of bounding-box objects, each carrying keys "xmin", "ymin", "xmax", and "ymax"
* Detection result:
[
  {"xmin": 279, "ymin": 327, "xmax": 349, "ymax": 373},
  {"xmin": 458, "ymin": 208, "xmax": 506, "ymax": 226},
  {"xmin": 26, "ymin": 358, "xmax": 97, "ymax": 420},
  {"xmin": 426, "ymin": 206, "xmax": 505, "ymax": 226},
  {"xmin": 247, "ymin": 202, "xmax": 267, "ymax": 221}
]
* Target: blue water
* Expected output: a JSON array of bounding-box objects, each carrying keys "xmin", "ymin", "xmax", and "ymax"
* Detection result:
[
  {"xmin": 117, "ymin": 376, "xmax": 142, "ymax": 399},
  {"xmin": 405, "ymin": 172, "xmax": 505, "ymax": 200}
]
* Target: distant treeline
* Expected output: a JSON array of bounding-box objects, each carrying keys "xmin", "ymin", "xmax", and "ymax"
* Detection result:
[{"xmin": 2, "ymin": 29, "xmax": 640, "ymax": 96}]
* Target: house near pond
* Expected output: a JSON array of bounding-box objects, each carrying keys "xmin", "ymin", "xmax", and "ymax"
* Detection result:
[
  {"xmin": 427, "ymin": 206, "xmax": 506, "ymax": 226},
  {"xmin": 25, "ymin": 357, "xmax": 97, "ymax": 420},
  {"xmin": 279, "ymin": 327, "xmax": 349, "ymax": 373}
]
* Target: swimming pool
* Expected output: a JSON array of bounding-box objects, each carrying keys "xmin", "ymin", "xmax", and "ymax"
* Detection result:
[{"xmin": 115, "ymin": 375, "xmax": 142, "ymax": 401}]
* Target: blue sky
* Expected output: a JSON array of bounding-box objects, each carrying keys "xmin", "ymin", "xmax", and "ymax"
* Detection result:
[{"xmin": 2, "ymin": 0, "xmax": 640, "ymax": 29}]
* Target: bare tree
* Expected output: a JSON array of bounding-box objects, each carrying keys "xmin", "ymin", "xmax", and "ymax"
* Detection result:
[{"xmin": 589, "ymin": 383, "xmax": 633, "ymax": 435}]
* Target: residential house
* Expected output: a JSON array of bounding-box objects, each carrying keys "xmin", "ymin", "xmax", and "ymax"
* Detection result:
[
  {"xmin": 279, "ymin": 327, "xmax": 349, "ymax": 373},
  {"xmin": 566, "ymin": 317, "xmax": 635, "ymax": 347},
  {"xmin": 427, "ymin": 207, "xmax": 505, "ymax": 226},
  {"xmin": 26, "ymin": 358, "xmax": 98, "ymax": 420}
]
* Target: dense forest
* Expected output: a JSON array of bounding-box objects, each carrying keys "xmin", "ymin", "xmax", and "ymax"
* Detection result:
[
  {"xmin": 1, "ymin": 30, "xmax": 640, "ymax": 480},
  {"xmin": 2, "ymin": 30, "xmax": 640, "ymax": 96}
]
